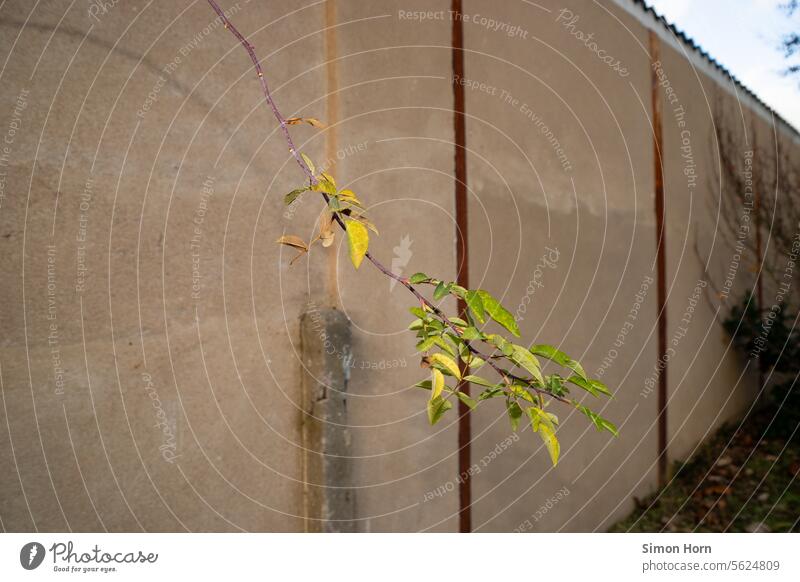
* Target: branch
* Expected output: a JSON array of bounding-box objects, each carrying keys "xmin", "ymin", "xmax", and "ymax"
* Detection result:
[{"xmin": 207, "ymin": 0, "xmax": 570, "ymax": 406}]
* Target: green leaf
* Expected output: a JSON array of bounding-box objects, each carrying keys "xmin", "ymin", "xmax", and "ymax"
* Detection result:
[
  {"xmin": 567, "ymin": 375, "xmax": 611, "ymax": 397},
  {"xmin": 416, "ymin": 336, "xmax": 437, "ymax": 352},
  {"xmin": 599, "ymin": 417, "xmax": 618, "ymax": 436},
  {"xmin": 574, "ymin": 403, "xmax": 618, "ymax": 436},
  {"xmin": 427, "ymin": 319, "xmax": 444, "ymax": 332},
  {"xmin": 345, "ymin": 219, "xmax": 369, "ymax": 269},
  {"xmin": 456, "ymin": 391, "xmax": 477, "ymax": 410},
  {"xmin": 445, "ymin": 332, "xmax": 463, "ymax": 347},
  {"xmin": 448, "ymin": 317, "xmax": 468, "ymax": 327},
  {"xmin": 431, "ymin": 369, "xmax": 445, "ymax": 400},
  {"xmin": 526, "ymin": 407, "xmax": 560, "ymax": 465},
  {"xmin": 530, "ymin": 344, "xmax": 588, "ymax": 380},
  {"xmin": 527, "ymin": 407, "xmax": 556, "ymax": 433},
  {"xmin": 463, "ymin": 374, "xmax": 498, "ymax": 388},
  {"xmin": 463, "ymin": 354, "xmax": 486, "ymax": 370},
  {"xmin": 507, "ymin": 400, "xmax": 523, "ymax": 431},
  {"xmin": 408, "ymin": 318, "xmax": 424, "ymax": 331},
  {"xmin": 429, "ymin": 353, "xmax": 461, "ymax": 379},
  {"xmin": 545, "ymin": 374, "xmax": 568, "ymax": 397},
  {"xmin": 427, "ymin": 396, "xmax": 452, "ymax": 425},
  {"xmin": 328, "ymin": 196, "xmax": 341, "ymax": 211},
  {"xmin": 476, "ymin": 290, "xmax": 520, "ymax": 336},
  {"xmin": 409, "ymin": 272, "xmax": 430, "ymax": 284},
  {"xmin": 509, "ymin": 383, "xmax": 535, "ymax": 403},
  {"xmin": 487, "ymin": 334, "xmax": 514, "ymax": 357},
  {"xmin": 510, "ymin": 344, "xmax": 545, "ymax": 386},
  {"xmin": 409, "ymin": 307, "xmax": 428, "ymax": 320},
  {"xmin": 460, "ymin": 326, "xmax": 483, "ymax": 341},
  {"xmin": 300, "ymin": 153, "xmax": 316, "ymax": 175},
  {"xmin": 413, "ymin": 380, "xmax": 432, "ymax": 390},
  {"xmin": 465, "ymin": 290, "xmax": 486, "ymax": 324},
  {"xmin": 478, "ymin": 387, "xmax": 505, "ymax": 400},
  {"xmin": 284, "ymin": 187, "xmax": 309, "ymax": 205},
  {"xmin": 433, "ymin": 281, "xmax": 451, "ymax": 300},
  {"xmin": 591, "ymin": 379, "xmax": 612, "ymax": 396},
  {"xmin": 432, "ymin": 336, "xmax": 457, "ymax": 358}
]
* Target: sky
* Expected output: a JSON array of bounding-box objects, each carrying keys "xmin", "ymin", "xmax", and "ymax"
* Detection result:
[{"xmin": 646, "ymin": 0, "xmax": 800, "ymax": 130}]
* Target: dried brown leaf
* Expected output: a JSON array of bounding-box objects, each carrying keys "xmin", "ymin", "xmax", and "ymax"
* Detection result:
[
  {"xmin": 318, "ymin": 209, "xmax": 335, "ymax": 248},
  {"xmin": 285, "ymin": 116, "xmax": 326, "ymax": 129},
  {"xmin": 275, "ymin": 235, "xmax": 308, "ymax": 252}
]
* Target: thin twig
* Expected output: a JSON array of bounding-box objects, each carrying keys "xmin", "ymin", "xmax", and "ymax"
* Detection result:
[{"xmin": 206, "ymin": 0, "xmax": 570, "ymax": 406}]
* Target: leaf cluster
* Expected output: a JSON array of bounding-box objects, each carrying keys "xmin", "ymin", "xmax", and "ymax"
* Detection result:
[
  {"xmin": 270, "ymin": 112, "xmax": 616, "ymax": 468},
  {"xmin": 277, "ymin": 153, "xmax": 376, "ymax": 268},
  {"xmin": 408, "ymin": 274, "xmax": 617, "ymax": 465}
]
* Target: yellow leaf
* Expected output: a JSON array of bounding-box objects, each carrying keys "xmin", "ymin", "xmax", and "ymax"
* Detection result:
[
  {"xmin": 429, "ymin": 353, "xmax": 461, "ymax": 380},
  {"xmin": 345, "ymin": 219, "xmax": 368, "ymax": 269},
  {"xmin": 431, "ymin": 369, "xmax": 445, "ymax": 400},
  {"xmin": 539, "ymin": 424, "xmax": 560, "ymax": 466},
  {"xmin": 353, "ymin": 214, "xmax": 379, "ymax": 235},
  {"xmin": 300, "ymin": 153, "xmax": 316, "ymax": 175},
  {"xmin": 312, "ymin": 174, "xmax": 337, "ymax": 196},
  {"xmin": 321, "ymin": 172, "xmax": 336, "ymax": 188},
  {"xmin": 312, "ymin": 181, "xmax": 336, "ymax": 196},
  {"xmin": 339, "ymin": 189, "xmax": 362, "ymax": 206},
  {"xmin": 275, "ymin": 235, "xmax": 308, "ymax": 251}
]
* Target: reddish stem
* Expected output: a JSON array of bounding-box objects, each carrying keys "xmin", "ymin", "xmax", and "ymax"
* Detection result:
[{"xmin": 206, "ymin": 0, "xmax": 569, "ymax": 406}]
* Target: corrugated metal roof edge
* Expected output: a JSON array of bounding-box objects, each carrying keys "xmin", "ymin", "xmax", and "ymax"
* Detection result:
[{"xmin": 614, "ymin": 0, "xmax": 800, "ymax": 140}]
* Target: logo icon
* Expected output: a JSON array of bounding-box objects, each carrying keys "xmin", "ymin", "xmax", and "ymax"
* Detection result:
[
  {"xmin": 20, "ymin": 542, "xmax": 45, "ymax": 570},
  {"xmin": 390, "ymin": 235, "xmax": 413, "ymax": 290}
]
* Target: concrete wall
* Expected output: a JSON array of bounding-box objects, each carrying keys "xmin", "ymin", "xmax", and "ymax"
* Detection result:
[
  {"xmin": 462, "ymin": 0, "xmax": 660, "ymax": 532},
  {"xmin": 0, "ymin": 0, "xmax": 795, "ymax": 532}
]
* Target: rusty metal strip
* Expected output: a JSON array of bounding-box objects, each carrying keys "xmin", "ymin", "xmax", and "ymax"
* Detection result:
[
  {"xmin": 649, "ymin": 30, "xmax": 669, "ymax": 487},
  {"xmin": 451, "ymin": 0, "xmax": 471, "ymax": 533}
]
